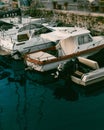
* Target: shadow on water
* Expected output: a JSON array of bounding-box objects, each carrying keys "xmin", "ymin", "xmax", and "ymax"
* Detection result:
[
  {"xmin": 0, "ymin": 55, "xmax": 11, "ymax": 80},
  {"xmin": 52, "ymin": 78, "xmax": 78, "ymax": 101},
  {"xmin": 0, "ymin": 54, "xmax": 57, "ymax": 85},
  {"xmin": 52, "ymin": 79, "xmax": 104, "ymax": 101},
  {"xmin": 2, "ymin": 68, "xmax": 104, "ymax": 102},
  {"xmin": 76, "ymin": 81, "xmax": 104, "ymax": 97},
  {"xmin": 0, "ymin": 55, "xmax": 12, "ymax": 68},
  {"xmin": 25, "ymin": 69, "xmax": 59, "ymax": 85}
]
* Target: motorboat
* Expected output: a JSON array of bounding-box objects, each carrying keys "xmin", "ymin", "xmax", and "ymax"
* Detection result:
[
  {"xmin": 0, "ymin": 17, "xmax": 43, "ymax": 30},
  {"xmin": 24, "ymin": 27, "xmax": 104, "ymax": 72},
  {"xmin": 0, "ymin": 17, "xmax": 56, "ymax": 55},
  {"xmin": 71, "ymin": 56, "xmax": 104, "ymax": 86},
  {"xmin": 0, "ymin": 17, "xmax": 77, "ymax": 56}
]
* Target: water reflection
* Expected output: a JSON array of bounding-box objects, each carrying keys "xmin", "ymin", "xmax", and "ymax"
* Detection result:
[
  {"xmin": 10, "ymin": 58, "xmax": 28, "ymax": 130},
  {"xmin": 16, "ymin": 83, "xmax": 22, "ymax": 130},
  {"xmin": 0, "ymin": 55, "xmax": 104, "ymax": 130},
  {"xmin": 15, "ymin": 82, "xmax": 28, "ymax": 130},
  {"xmin": 1, "ymin": 53, "xmax": 104, "ymax": 102},
  {"xmin": 37, "ymin": 88, "xmax": 47, "ymax": 126}
]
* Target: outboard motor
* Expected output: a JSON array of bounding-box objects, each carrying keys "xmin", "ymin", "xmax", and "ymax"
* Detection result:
[{"xmin": 53, "ymin": 57, "xmax": 79, "ymax": 83}]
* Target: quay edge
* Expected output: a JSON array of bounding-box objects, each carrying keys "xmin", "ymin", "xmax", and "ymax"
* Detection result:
[{"xmin": 29, "ymin": 8, "xmax": 104, "ymax": 36}]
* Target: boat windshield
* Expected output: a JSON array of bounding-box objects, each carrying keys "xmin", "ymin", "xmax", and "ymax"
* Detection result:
[{"xmin": 18, "ymin": 23, "xmax": 44, "ymax": 32}]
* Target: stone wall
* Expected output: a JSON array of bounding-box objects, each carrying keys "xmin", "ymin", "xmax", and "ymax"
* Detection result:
[
  {"xmin": 54, "ymin": 10, "xmax": 104, "ymax": 35},
  {"xmin": 32, "ymin": 8, "xmax": 104, "ymax": 35}
]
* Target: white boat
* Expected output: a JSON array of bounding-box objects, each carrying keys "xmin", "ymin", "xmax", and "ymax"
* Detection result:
[
  {"xmin": 71, "ymin": 56, "xmax": 104, "ymax": 86},
  {"xmin": 0, "ymin": 17, "xmax": 57, "ymax": 55},
  {"xmin": 0, "ymin": 17, "xmax": 43, "ymax": 30},
  {"xmin": 24, "ymin": 27, "xmax": 104, "ymax": 72}
]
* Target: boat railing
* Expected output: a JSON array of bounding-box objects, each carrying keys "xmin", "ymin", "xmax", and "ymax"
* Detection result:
[
  {"xmin": 97, "ymin": 39, "xmax": 104, "ymax": 45},
  {"xmin": 87, "ymin": 39, "xmax": 103, "ymax": 49}
]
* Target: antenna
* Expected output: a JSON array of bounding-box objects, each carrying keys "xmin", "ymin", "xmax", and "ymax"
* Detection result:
[{"xmin": 17, "ymin": 0, "xmax": 22, "ymax": 23}]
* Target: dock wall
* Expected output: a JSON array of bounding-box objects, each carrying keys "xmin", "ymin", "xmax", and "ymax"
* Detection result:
[{"xmin": 32, "ymin": 8, "xmax": 104, "ymax": 36}]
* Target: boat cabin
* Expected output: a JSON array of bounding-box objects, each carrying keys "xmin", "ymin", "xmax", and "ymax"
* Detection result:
[{"xmin": 16, "ymin": 24, "xmax": 54, "ymax": 43}]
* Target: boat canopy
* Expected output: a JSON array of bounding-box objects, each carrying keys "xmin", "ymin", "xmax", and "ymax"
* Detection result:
[
  {"xmin": 40, "ymin": 27, "xmax": 90, "ymax": 42},
  {"xmin": 28, "ymin": 51, "xmax": 56, "ymax": 61},
  {"xmin": 56, "ymin": 36, "xmax": 77, "ymax": 56},
  {"xmin": 40, "ymin": 31, "xmax": 69, "ymax": 42}
]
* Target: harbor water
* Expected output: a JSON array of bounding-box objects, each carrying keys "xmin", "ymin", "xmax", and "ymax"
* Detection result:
[{"xmin": 0, "ymin": 55, "xmax": 104, "ymax": 130}]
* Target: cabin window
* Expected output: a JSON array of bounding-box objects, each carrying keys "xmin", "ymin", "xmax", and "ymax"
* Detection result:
[
  {"xmin": 18, "ymin": 26, "xmax": 28, "ymax": 32},
  {"xmin": 17, "ymin": 34, "xmax": 29, "ymax": 42},
  {"xmin": 78, "ymin": 35, "xmax": 92, "ymax": 45}
]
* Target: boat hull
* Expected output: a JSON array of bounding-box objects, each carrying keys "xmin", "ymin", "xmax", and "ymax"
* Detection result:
[
  {"xmin": 0, "ymin": 37, "xmax": 56, "ymax": 55},
  {"xmin": 71, "ymin": 56, "xmax": 104, "ymax": 86},
  {"xmin": 26, "ymin": 58, "xmax": 70, "ymax": 72},
  {"xmin": 25, "ymin": 48, "xmax": 102, "ymax": 72},
  {"xmin": 71, "ymin": 68, "xmax": 104, "ymax": 86}
]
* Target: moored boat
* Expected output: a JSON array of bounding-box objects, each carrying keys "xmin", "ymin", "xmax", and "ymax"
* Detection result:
[
  {"xmin": 0, "ymin": 17, "xmax": 56, "ymax": 55},
  {"xmin": 71, "ymin": 56, "xmax": 104, "ymax": 86},
  {"xmin": 24, "ymin": 27, "xmax": 104, "ymax": 72}
]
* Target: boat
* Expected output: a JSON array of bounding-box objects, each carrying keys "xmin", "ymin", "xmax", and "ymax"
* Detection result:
[
  {"xmin": 24, "ymin": 27, "xmax": 104, "ymax": 72},
  {"xmin": 0, "ymin": 17, "xmax": 57, "ymax": 55},
  {"xmin": 70, "ymin": 48, "xmax": 104, "ymax": 86},
  {"xmin": 71, "ymin": 56, "xmax": 104, "ymax": 86}
]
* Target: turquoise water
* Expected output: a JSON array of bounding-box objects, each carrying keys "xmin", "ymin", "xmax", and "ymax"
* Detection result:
[{"xmin": 0, "ymin": 57, "xmax": 104, "ymax": 130}]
